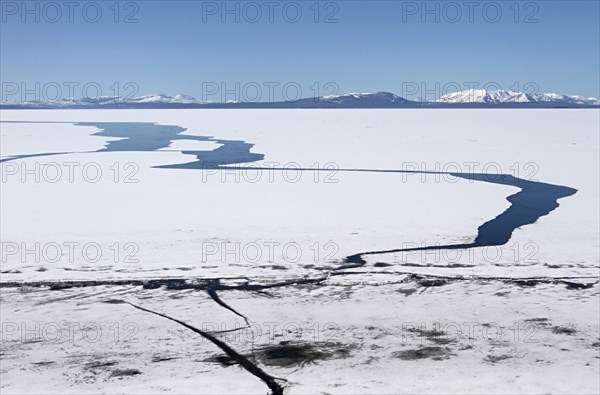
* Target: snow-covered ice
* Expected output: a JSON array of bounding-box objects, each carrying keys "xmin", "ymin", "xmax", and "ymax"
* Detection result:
[{"xmin": 0, "ymin": 109, "xmax": 598, "ymax": 394}]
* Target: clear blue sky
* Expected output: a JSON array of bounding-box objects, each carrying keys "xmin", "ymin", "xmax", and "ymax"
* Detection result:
[{"xmin": 1, "ymin": 0, "xmax": 599, "ymax": 101}]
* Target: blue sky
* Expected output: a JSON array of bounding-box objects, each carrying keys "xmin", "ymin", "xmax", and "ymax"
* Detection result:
[{"xmin": 1, "ymin": 0, "xmax": 599, "ymax": 101}]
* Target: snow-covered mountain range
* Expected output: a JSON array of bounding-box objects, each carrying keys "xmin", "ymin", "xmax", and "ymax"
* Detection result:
[
  {"xmin": 0, "ymin": 94, "xmax": 205, "ymax": 108},
  {"xmin": 436, "ymin": 89, "xmax": 599, "ymax": 106},
  {"xmin": 1, "ymin": 90, "xmax": 598, "ymax": 108}
]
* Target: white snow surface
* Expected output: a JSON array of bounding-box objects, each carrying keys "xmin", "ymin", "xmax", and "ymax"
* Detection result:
[{"xmin": 0, "ymin": 109, "xmax": 598, "ymax": 394}]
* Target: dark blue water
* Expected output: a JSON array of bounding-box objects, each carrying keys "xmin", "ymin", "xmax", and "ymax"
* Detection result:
[
  {"xmin": 345, "ymin": 173, "xmax": 576, "ymax": 264},
  {"xmin": 77, "ymin": 122, "xmax": 265, "ymax": 168},
  {"xmin": 0, "ymin": 121, "xmax": 264, "ymax": 168}
]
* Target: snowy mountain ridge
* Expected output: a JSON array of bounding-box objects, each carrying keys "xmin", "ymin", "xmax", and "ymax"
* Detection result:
[
  {"xmin": 1, "ymin": 90, "xmax": 598, "ymax": 108},
  {"xmin": 436, "ymin": 89, "xmax": 599, "ymax": 105}
]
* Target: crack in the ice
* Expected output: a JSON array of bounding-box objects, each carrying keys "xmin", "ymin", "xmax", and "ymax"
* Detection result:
[
  {"xmin": 339, "ymin": 173, "xmax": 577, "ymax": 267},
  {"xmin": 2, "ymin": 273, "xmax": 596, "ymax": 290},
  {"xmin": 106, "ymin": 300, "xmax": 285, "ymax": 395},
  {"xmin": 206, "ymin": 280, "xmax": 250, "ymax": 326}
]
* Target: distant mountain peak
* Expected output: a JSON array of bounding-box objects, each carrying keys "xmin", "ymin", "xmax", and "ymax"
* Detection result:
[
  {"xmin": 127, "ymin": 93, "xmax": 202, "ymax": 104},
  {"xmin": 436, "ymin": 89, "xmax": 599, "ymax": 105},
  {"xmin": 322, "ymin": 91, "xmax": 398, "ymax": 99},
  {"xmin": 313, "ymin": 91, "xmax": 409, "ymax": 106}
]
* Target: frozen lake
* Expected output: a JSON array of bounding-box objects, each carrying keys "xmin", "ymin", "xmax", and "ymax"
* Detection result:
[{"xmin": 0, "ymin": 109, "xmax": 598, "ymax": 394}]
